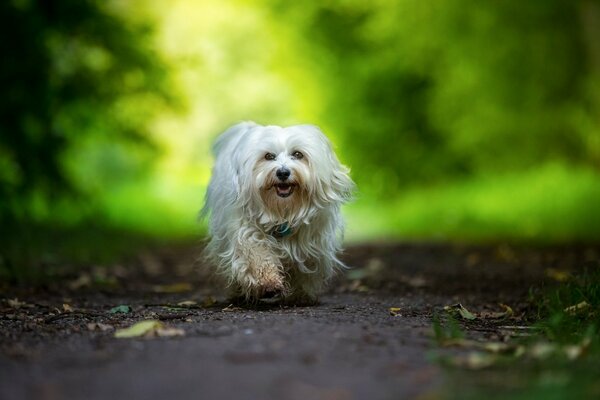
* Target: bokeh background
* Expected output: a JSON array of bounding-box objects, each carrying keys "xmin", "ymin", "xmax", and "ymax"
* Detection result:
[{"xmin": 2, "ymin": 0, "xmax": 600, "ymax": 269}]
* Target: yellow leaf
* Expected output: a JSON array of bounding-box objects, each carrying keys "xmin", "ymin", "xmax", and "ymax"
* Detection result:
[
  {"xmin": 389, "ymin": 307, "xmax": 402, "ymax": 316},
  {"xmin": 177, "ymin": 300, "xmax": 197, "ymax": 307},
  {"xmin": 115, "ymin": 320, "xmax": 163, "ymax": 338}
]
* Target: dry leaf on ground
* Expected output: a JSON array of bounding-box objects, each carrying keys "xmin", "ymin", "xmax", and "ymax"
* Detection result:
[
  {"xmin": 443, "ymin": 303, "xmax": 476, "ymax": 320},
  {"xmin": 114, "ymin": 320, "xmax": 185, "ymax": 338},
  {"xmin": 389, "ymin": 307, "xmax": 402, "ymax": 316},
  {"xmin": 222, "ymin": 304, "xmax": 244, "ymax": 312},
  {"xmin": 87, "ymin": 322, "xmax": 114, "ymax": 332},
  {"xmin": 177, "ymin": 301, "xmax": 197, "ymax": 307},
  {"xmin": 7, "ymin": 298, "xmax": 29, "ymax": 309}
]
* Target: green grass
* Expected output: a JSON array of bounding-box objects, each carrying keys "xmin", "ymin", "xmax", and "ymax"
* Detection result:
[
  {"xmin": 346, "ymin": 163, "xmax": 600, "ymax": 242},
  {"xmin": 435, "ymin": 267, "xmax": 600, "ymax": 400}
]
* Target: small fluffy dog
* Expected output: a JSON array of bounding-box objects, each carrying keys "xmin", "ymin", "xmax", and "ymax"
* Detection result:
[{"xmin": 201, "ymin": 122, "xmax": 355, "ymax": 303}]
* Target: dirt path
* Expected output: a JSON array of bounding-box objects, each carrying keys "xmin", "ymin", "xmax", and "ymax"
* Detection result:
[{"xmin": 1, "ymin": 243, "xmax": 597, "ymax": 400}]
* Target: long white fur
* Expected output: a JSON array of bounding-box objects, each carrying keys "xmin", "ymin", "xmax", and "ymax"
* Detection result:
[{"xmin": 201, "ymin": 122, "xmax": 355, "ymax": 302}]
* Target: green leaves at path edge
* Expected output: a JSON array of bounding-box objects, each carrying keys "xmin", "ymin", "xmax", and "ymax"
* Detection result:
[{"xmin": 110, "ymin": 305, "xmax": 132, "ymax": 314}]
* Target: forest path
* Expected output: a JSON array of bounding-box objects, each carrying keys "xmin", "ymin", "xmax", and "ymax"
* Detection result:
[{"xmin": 1, "ymin": 243, "xmax": 594, "ymax": 400}]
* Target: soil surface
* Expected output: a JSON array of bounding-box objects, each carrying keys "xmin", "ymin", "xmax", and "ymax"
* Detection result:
[{"xmin": 1, "ymin": 243, "xmax": 598, "ymax": 400}]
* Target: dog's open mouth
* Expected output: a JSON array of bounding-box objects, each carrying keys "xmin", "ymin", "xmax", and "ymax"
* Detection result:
[{"xmin": 275, "ymin": 183, "xmax": 295, "ymax": 198}]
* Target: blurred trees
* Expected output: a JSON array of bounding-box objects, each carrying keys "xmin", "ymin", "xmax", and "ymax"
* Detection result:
[
  {"xmin": 1, "ymin": 0, "xmax": 599, "ymax": 241},
  {"xmin": 267, "ymin": 0, "xmax": 600, "ymax": 196},
  {"xmin": 0, "ymin": 0, "xmax": 171, "ymax": 224}
]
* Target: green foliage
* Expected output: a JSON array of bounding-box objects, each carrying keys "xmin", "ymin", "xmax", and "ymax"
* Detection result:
[
  {"xmin": 1, "ymin": 0, "xmax": 600, "ymax": 247},
  {"xmin": 265, "ymin": 0, "xmax": 600, "ymax": 196},
  {"xmin": 535, "ymin": 267, "xmax": 600, "ymax": 343},
  {"xmin": 0, "ymin": 0, "xmax": 172, "ymax": 224},
  {"xmin": 346, "ymin": 164, "xmax": 600, "ymax": 242}
]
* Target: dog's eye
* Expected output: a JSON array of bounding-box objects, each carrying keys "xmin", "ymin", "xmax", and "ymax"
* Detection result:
[
  {"xmin": 264, "ymin": 153, "xmax": 276, "ymax": 161},
  {"xmin": 291, "ymin": 151, "xmax": 304, "ymax": 160}
]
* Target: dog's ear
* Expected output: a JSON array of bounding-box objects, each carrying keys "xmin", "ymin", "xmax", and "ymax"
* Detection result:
[
  {"xmin": 321, "ymin": 147, "xmax": 355, "ymax": 204},
  {"xmin": 204, "ymin": 122, "xmax": 259, "ymax": 213},
  {"xmin": 294, "ymin": 125, "xmax": 356, "ymax": 205}
]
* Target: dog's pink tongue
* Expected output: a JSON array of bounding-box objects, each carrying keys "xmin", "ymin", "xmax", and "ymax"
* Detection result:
[{"xmin": 276, "ymin": 184, "xmax": 291, "ymax": 195}]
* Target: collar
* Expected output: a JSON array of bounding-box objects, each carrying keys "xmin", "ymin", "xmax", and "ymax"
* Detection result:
[{"xmin": 271, "ymin": 222, "xmax": 293, "ymax": 238}]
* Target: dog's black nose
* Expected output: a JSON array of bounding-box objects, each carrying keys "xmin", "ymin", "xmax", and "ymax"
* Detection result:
[{"xmin": 276, "ymin": 167, "xmax": 291, "ymax": 181}]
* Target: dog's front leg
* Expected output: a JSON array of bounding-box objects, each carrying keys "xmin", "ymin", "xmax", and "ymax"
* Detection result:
[{"xmin": 230, "ymin": 229, "xmax": 285, "ymax": 301}]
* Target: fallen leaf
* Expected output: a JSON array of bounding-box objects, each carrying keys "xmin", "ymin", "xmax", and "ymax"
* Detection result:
[
  {"xmin": 7, "ymin": 298, "xmax": 27, "ymax": 309},
  {"xmin": 564, "ymin": 301, "xmax": 590, "ymax": 315},
  {"xmin": 222, "ymin": 304, "xmax": 243, "ymax": 312},
  {"xmin": 115, "ymin": 320, "xmax": 163, "ymax": 338},
  {"xmin": 87, "ymin": 322, "xmax": 114, "ymax": 332},
  {"xmin": 62, "ymin": 304, "xmax": 73, "ymax": 312},
  {"xmin": 177, "ymin": 301, "xmax": 198, "ymax": 307},
  {"xmin": 114, "ymin": 320, "xmax": 185, "ymax": 338},
  {"xmin": 444, "ymin": 303, "xmax": 476, "ymax": 320},
  {"xmin": 152, "ymin": 283, "xmax": 193, "ymax": 293},
  {"xmin": 389, "ymin": 307, "xmax": 402, "ymax": 317},
  {"xmin": 110, "ymin": 305, "xmax": 132, "ymax": 314}
]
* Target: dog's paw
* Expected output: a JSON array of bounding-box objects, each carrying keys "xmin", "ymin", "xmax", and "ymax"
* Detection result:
[{"xmin": 238, "ymin": 263, "xmax": 287, "ymax": 301}]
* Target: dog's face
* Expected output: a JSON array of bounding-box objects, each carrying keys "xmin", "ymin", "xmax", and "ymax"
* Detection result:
[{"xmin": 237, "ymin": 124, "xmax": 354, "ymax": 223}]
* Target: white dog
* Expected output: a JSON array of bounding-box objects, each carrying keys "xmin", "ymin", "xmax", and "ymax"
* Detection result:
[{"xmin": 201, "ymin": 122, "xmax": 355, "ymax": 304}]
